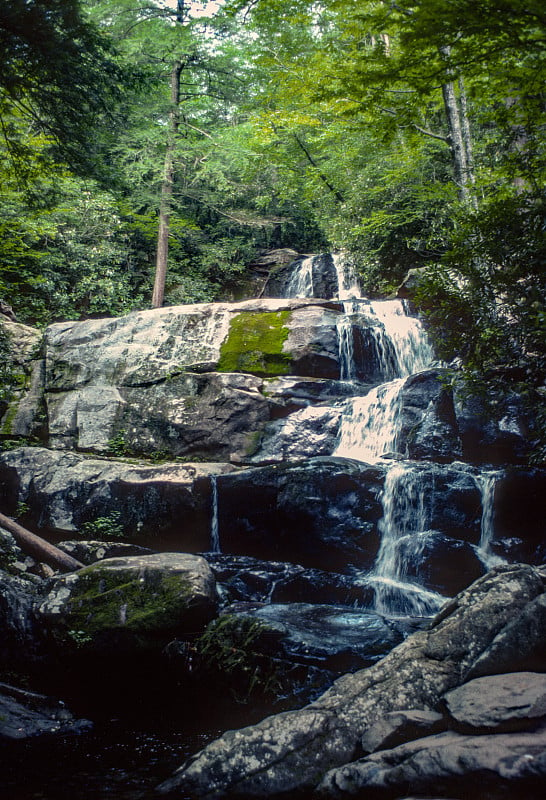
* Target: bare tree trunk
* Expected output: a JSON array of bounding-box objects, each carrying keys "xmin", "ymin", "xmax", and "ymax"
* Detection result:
[
  {"xmin": 458, "ymin": 76, "xmax": 478, "ymax": 209},
  {"xmin": 152, "ymin": 59, "xmax": 183, "ymax": 309},
  {"xmin": 439, "ymin": 46, "xmax": 470, "ymax": 204},
  {"xmin": 0, "ymin": 512, "xmax": 84, "ymax": 573}
]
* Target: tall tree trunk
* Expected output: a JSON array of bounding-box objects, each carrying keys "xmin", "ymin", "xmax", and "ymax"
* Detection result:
[
  {"xmin": 152, "ymin": 59, "xmax": 183, "ymax": 309},
  {"xmin": 439, "ymin": 46, "xmax": 470, "ymax": 204},
  {"xmin": 458, "ymin": 76, "xmax": 478, "ymax": 209}
]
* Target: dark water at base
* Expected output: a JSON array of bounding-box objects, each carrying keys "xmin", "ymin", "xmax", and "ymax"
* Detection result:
[{"xmin": 2, "ymin": 721, "xmax": 219, "ymax": 800}]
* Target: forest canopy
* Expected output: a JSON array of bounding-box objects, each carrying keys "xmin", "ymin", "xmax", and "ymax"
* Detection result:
[{"xmin": 0, "ymin": 0, "xmax": 545, "ymax": 439}]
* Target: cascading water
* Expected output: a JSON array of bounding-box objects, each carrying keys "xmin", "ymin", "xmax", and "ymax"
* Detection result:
[
  {"xmin": 285, "ymin": 256, "xmax": 314, "ymax": 298},
  {"xmin": 332, "ymin": 254, "xmax": 433, "ymax": 382},
  {"xmin": 210, "ymin": 475, "xmax": 220, "ymax": 553},
  {"xmin": 334, "ymin": 377, "xmax": 407, "ymax": 463},
  {"xmin": 368, "ymin": 464, "xmax": 445, "ymax": 617},
  {"xmin": 476, "ymin": 470, "xmax": 504, "ymax": 568},
  {"xmin": 366, "ymin": 300, "xmax": 434, "ymax": 377}
]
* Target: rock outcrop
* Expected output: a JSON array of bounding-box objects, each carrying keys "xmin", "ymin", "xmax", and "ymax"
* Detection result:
[
  {"xmin": 38, "ymin": 553, "xmax": 217, "ymax": 655},
  {"xmin": 158, "ymin": 564, "xmax": 546, "ymax": 798}
]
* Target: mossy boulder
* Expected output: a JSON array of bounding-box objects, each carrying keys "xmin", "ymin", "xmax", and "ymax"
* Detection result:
[{"xmin": 38, "ymin": 553, "xmax": 217, "ymax": 655}]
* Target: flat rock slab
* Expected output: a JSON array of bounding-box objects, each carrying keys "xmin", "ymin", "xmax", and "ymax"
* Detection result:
[
  {"xmin": 317, "ymin": 724, "xmax": 546, "ymax": 799},
  {"xmin": 361, "ymin": 709, "xmax": 446, "ymax": 754},
  {"xmin": 444, "ymin": 671, "xmax": 546, "ymax": 732}
]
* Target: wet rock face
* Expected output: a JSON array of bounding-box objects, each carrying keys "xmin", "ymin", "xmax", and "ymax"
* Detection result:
[
  {"xmin": 0, "ymin": 446, "xmax": 229, "ymax": 546},
  {"xmin": 263, "ymin": 253, "xmax": 339, "ymax": 299},
  {"xmin": 213, "ymin": 459, "xmax": 385, "ymax": 573},
  {"xmin": 233, "ymin": 603, "xmax": 405, "ymax": 673},
  {"xmin": 398, "ymin": 370, "xmax": 462, "ymax": 462},
  {"xmin": 397, "ymin": 531, "xmax": 486, "ymax": 597},
  {"xmin": 0, "ymin": 569, "xmax": 45, "ymax": 671},
  {"xmin": 0, "ymin": 683, "xmax": 91, "ymax": 742},
  {"xmin": 205, "ymin": 554, "xmax": 374, "ymax": 607},
  {"xmin": 38, "ymin": 553, "xmax": 217, "ymax": 656}
]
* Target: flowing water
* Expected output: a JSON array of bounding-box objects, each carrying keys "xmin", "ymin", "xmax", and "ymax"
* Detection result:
[
  {"xmin": 334, "ymin": 377, "xmax": 407, "ymax": 463},
  {"xmin": 368, "ymin": 463, "xmax": 445, "ymax": 616},
  {"xmin": 210, "ymin": 475, "xmax": 221, "ymax": 553}
]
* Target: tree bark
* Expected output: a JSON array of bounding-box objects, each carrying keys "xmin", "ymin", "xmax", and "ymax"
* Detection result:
[
  {"xmin": 152, "ymin": 58, "xmax": 183, "ymax": 309},
  {"xmin": 439, "ymin": 46, "xmax": 470, "ymax": 204},
  {"xmin": 0, "ymin": 512, "xmax": 84, "ymax": 573}
]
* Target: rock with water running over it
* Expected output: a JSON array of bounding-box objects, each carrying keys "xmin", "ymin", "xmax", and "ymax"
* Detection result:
[
  {"xmin": 38, "ymin": 553, "xmax": 217, "ymax": 655},
  {"xmin": 396, "ymin": 530, "xmax": 486, "ymax": 597},
  {"xmin": 230, "ymin": 603, "xmax": 406, "ymax": 673},
  {"xmin": 157, "ymin": 564, "xmax": 545, "ymax": 798}
]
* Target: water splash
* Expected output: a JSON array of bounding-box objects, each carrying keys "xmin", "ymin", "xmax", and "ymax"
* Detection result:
[
  {"xmin": 210, "ymin": 476, "xmax": 220, "ymax": 553},
  {"xmin": 334, "ymin": 377, "xmax": 407, "ymax": 463}
]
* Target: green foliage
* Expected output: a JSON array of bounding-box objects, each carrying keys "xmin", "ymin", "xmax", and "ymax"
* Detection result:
[
  {"xmin": 106, "ymin": 431, "xmax": 132, "ymax": 458},
  {"xmin": 80, "ymin": 513, "xmax": 125, "ymax": 541},
  {"xmin": 194, "ymin": 615, "xmax": 282, "ymax": 703}
]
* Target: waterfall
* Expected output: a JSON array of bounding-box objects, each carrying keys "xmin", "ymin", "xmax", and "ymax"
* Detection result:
[
  {"xmin": 210, "ymin": 476, "xmax": 220, "ymax": 553},
  {"xmin": 285, "ymin": 256, "xmax": 314, "ymax": 298},
  {"xmin": 476, "ymin": 470, "xmax": 504, "ymax": 568},
  {"xmin": 369, "ymin": 464, "xmax": 444, "ymax": 616},
  {"xmin": 333, "ymin": 253, "xmax": 360, "ymax": 300},
  {"xmin": 331, "ymin": 254, "xmax": 433, "ymax": 381},
  {"xmin": 334, "ymin": 377, "xmax": 407, "ymax": 463},
  {"xmin": 366, "ymin": 300, "xmax": 434, "ymax": 377}
]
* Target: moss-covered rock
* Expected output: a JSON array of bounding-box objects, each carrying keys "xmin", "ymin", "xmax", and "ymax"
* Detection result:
[
  {"xmin": 218, "ymin": 310, "xmax": 292, "ymax": 376},
  {"xmin": 38, "ymin": 553, "xmax": 217, "ymax": 655}
]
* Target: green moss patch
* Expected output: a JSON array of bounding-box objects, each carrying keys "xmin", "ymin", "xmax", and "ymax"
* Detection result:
[
  {"xmin": 218, "ymin": 310, "xmax": 292, "ymax": 376},
  {"xmin": 58, "ymin": 566, "xmax": 194, "ymax": 649}
]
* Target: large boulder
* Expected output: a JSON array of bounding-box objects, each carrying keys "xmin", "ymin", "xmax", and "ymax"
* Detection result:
[
  {"xmin": 0, "ymin": 446, "xmax": 233, "ymax": 546},
  {"xmin": 211, "ymin": 458, "xmax": 385, "ymax": 573},
  {"xmin": 42, "ymin": 299, "xmax": 345, "ymax": 458},
  {"xmin": 157, "ymin": 564, "xmax": 545, "ymax": 798},
  {"xmin": 317, "ymin": 725, "xmax": 546, "ymax": 799},
  {"xmin": 443, "ymin": 672, "xmax": 546, "ymax": 733},
  {"xmin": 38, "ymin": 553, "xmax": 217, "ymax": 656}
]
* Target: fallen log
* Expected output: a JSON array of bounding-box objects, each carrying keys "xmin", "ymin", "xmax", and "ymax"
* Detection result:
[{"xmin": 0, "ymin": 512, "xmax": 83, "ymax": 573}]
